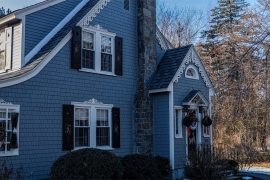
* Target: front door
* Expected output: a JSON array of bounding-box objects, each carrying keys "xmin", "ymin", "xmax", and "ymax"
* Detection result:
[{"xmin": 187, "ymin": 110, "xmax": 198, "ymax": 153}]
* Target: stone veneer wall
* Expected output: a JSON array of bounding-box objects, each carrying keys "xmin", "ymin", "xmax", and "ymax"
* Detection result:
[{"xmin": 134, "ymin": 0, "xmax": 157, "ymax": 155}]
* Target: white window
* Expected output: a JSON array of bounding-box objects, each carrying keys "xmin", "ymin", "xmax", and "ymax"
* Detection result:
[
  {"xmin": 185, "ymin": 65, "xmax": 199, "ymax": 80},
  {"xmin": 203, "ymin": 125, "xmax": 210, "ymax": 137},
  {"xmin": 201, "ymin": 112, "xmax": 211, "ymax": 137},
  {"xmin": 80, "ymin": 25, "xmax": 116, "ymax": 76},
  {"xmin": 82, "ymin": 31, "xmax": 95, "ymax": 69},
  {"xmin": 174, "ymin": 106, "xmax": 183, "ymax": 138},
  {"xmin": 0, "ymin": 100, "xmax": 19, "ymax": 156},
  {"xmin": 0, "ymin": 27, "xmax": 12, "ymax": 73},
  {"xmin": 72, "ymin": 100, "xmax": 113, "ymax": 150}
]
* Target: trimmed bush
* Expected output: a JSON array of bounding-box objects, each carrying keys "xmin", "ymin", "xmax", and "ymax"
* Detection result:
[
  {"xmin": 154, "ymin": 155, "xmax": 172, "ymax": 177},
  {"xmin": 227, "ymin": 159, "xmax": 239, "ymax": 174},
  {"xmin": 121, "ymin": 154, "xmax": 162, "ymax": 180},
  {"xmin": 50, "ymin": 148, "xmax": 123, "ymax": 180}
]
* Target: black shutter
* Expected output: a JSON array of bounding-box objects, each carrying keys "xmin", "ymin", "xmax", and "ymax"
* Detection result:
[
  {"xmin": 10, "ymin": 113, "xmax": 19, "ymax": 149},
  {"xmin": 72, "ymin": 26, "xmax": 82, "ymax": 69},
  {"xmin": 112, "ymin": 107, "xmax": 120, "ymax": 148},
  {"xmin": 63, "ymin": 105, "xmax": 74, "ymax": 151},
  {"xmin": 115, "ymin": 36, "xmax": 123, "ymax": 76}
]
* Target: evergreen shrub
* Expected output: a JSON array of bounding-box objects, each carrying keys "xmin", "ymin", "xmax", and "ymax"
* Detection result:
[
  {"xmin": 121, "ymin": 154, "xmax": 162, "ymax": 180},
  {"xmin": 154, "ymin": 155, "xmax": 172, "ymax": 177},
  {"xmin": 50, "ymin": 148, "xmax": 123, "ymax": 180}
]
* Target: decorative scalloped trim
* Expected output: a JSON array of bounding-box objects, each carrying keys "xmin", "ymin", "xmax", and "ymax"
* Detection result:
[
  {"xmin": 0, "ymin": 99, "xmax": 12, "ymax": 105},
  {"xmin": 78, "ymin": 0, "xmax": 111, "ymax": 27},
  {"xmin": 156, "ymin": 29, "xmax": 173, "ymax": 50},
  {"xmin": 172, "ymin": 47, "xmax": 213, "ymax": 89},
  {"xmin": 83, "ymin": 98, "xmax": 103, "ymax": 104}
]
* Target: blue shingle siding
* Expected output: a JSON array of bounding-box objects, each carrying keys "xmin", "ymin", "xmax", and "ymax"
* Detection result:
[
  {"xmin": 173, "ymin": 63, "xmax": 210, "ymax": 169},
  {"xmin": 0, "ymin": 0, "xmax": 137, "ymax": 179},
  {"xmin": 24, "ymin": 0, "xmax": 82, "ymax": 55},
  {"xmin": 153, "ymin": 92, "xmax": 170, "ymax": 158}
]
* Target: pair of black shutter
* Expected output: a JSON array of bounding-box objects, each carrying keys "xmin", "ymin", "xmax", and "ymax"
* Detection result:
[
  {"xmin": 62, "ymin": 105, "xmax": 120, "ymax": 151},
  {"xmin": 72, "ymin": 26, "xmax": 123, "ymax": 76}
]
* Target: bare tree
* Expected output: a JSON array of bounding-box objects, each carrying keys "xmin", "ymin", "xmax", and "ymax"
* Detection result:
[{"xmin": 156, "ymin": 1, "xmax": 207, "ymax": 47}]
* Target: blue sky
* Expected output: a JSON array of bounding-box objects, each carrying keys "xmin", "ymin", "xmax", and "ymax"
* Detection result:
[{"xmin": 1, "ymin": 0, "xmax": 257, "ymax": 12}]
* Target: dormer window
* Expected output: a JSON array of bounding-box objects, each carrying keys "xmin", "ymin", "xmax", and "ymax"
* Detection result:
[{"xmin": 185, "ymin": 65, "xmax": 199, "ymax": 80}]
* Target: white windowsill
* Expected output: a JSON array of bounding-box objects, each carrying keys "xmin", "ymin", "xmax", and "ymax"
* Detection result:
[
  {"xmin": 0, "ymin": 151, "xmax": 19, "ymax": 157},
  {"xmin": 175, "ymin": 135, "xmax": 183, "ymax": 139},
  {"xmin": 79, "ymin": 68, "xmax": 117, "ymax": 76},
  {"xmin": 185, "ymin": 75, "xmax": 199, "ymax": 80},
  {"xmin": 203, "ymin": 134, "xmax": 210, "ymax": 137}
]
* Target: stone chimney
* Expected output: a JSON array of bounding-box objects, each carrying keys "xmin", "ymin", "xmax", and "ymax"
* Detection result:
[{"xmin": 134, "ymin": 0, "xmax": 157, "ymax": 155}]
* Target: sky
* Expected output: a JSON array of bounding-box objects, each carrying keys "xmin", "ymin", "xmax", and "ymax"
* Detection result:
[{"xmin": 1, "ymin": 0, "xmax": 258, "ymax": 12}]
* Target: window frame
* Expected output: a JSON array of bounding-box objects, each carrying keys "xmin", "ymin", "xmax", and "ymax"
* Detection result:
[
  {"xmin": 82, "ymin": 30, "xmax": 95, "ymax": 69},
  {"xmin": 201, "ymin": 112, "xmax": 211, "ymax": 137},
  {"xmin": 71, "ymin": 101, "xmax": 113, "ymax": 150},
  {"xmin": 0, "ymin": 102, "xmax": 19, "ymax": 156},
  {"xmin": 0, "ymin": 29, "xmax": 6, "ymax": 73},
  {"xmin": 185, "ymin": 65, "xmax": 199, "ymax": 80},
  {"xmin": 174, "ymin": 106, "xmax": 183, "ymax": 138},
  {"xmin": 79, "ymin": 26, "xmax": 116, "ymax": 76}
]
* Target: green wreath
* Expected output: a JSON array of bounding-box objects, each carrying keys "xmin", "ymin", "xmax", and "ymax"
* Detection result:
[
  {"xmin": 183, "ymin": 114, "xmax": 192, "ymax": 127},
  {"xmin": 202, "ymin": 115, "xmax": 212, "ymax": 126}
]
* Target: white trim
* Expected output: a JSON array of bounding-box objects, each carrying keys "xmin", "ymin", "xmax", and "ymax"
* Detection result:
[
  {"xmin": 196, "ymin": 109, "xmax": 202, "ymax": 144},
  {"xmin": 0, "ymin": 0, "xmax": 66, "ymax": 25},
  {"xmin": 24, "ymin": 0, "xmax": 88, "ymax": 64},
  {"xmin": 16, "ymin": 0, "xmax": 66, "ymax": 18},
  {"xmin": 185, "ymin": 64, "xmax": 199, "ymax": 80},
  {"xmin": 0, "ymin": 31, "xmax": 72, "ymax": 88},
  {"xmin": 0, "ymin": 14, "xmax": 16, "ymax": 26},
  {"xmin": 174, "ymin": 106, "xmax": 183, "ymax": 138},
  {"xmin": 149, "ymin": 88, "xmax": 169, "ymax": 94},
  {"xmin": 156, "ymin": 28, "xmax": 173, "ymax": 51},
  {"xmin": 171, "ymin": 46, "xmax": 214, "ymax": 92},
  {"xmin": 78, "ymin": 0, "xmax": 111, "ymax": 27},
  {"xmin": 72, "ymin": 99, "xmax": 113, "ymax": 149},
  {"xmin": 0, "ymin": 0, "xmax": 109, "ymax": 87},
  {"xmin": 182, "ymin": 91, "xmax": 209, "ymax": 107},
  {"xmin": 209, "ymin": 89, "xmax": 213, "ymax": 145},
  {"xmin": 169, "ymin": 86, "xmax": 174, "ymax": 169},
  {"xmin": 0, "ymin": 102, "xmax": 20, "ymax": 157}
]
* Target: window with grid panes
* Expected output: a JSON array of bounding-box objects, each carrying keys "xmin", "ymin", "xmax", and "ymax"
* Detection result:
[
  {"xmin": 101, "ymin": 35, "xmax": 112, "ymax": 72},
  {"xmin": 72, "ymin": 102, "xmax": 113, "ymax": 150},
  {"xmin": 0, "ymin": 103, "xmax": 19, "ymax": 156},
  {"xmin": 82, "ymin": 31, "xmax": 95, "ymax": 69}
]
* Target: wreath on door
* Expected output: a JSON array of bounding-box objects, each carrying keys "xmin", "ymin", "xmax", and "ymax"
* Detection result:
[
  {"xmin": 183, "ymin": 112, "xmax": 198, "ymax": 129},
  {"xmin": 202, "ymin": 115, "xmax": 212, "ymax": 126}
]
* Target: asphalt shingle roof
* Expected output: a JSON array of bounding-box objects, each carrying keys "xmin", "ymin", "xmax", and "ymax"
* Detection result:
[
  {"xmin": 0, "ymin": 0, "xmax": 100, "ymax": 80},
  {"xmin": 149, "ymin": 44, "xmax": 192, "ymax": 90}
]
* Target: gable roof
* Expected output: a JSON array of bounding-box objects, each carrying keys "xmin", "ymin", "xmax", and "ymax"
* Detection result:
[
  {"xmin": 0, "ymin": 0, "xmax": 101, "ymax": 84},
  {"xmin": 182, "ymin": 90, "xmax": 208, "ymax": 106},
  {"xmin": 149, "ymin": 45, "xmax": 192, "ymax": 90},
  {"xmin": 149, "ymin": 44, "xmax": 214, "ymax": 92},
  {"xmin": 156, "ymin": 27, "xmax": 174, "ymax": 51}
]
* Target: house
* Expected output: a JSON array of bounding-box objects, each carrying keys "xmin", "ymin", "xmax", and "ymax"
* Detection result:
[{"xmin": 0, "ymin": 0, "xmax": 215, "ymax": 179}]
